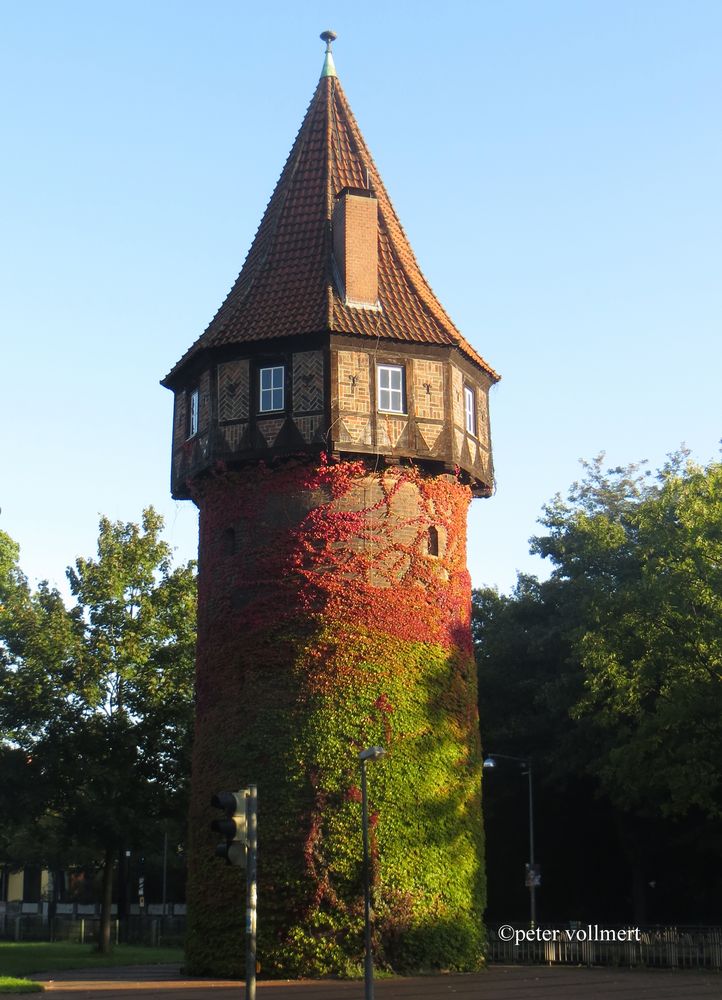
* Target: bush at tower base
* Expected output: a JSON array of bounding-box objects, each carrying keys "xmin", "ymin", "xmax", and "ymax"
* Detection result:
[{"xmin": 183, "ymin": 458, "xmax": 486, "ymax": 977}]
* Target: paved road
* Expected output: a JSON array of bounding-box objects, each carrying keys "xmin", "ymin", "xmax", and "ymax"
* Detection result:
[{"xmin": 35, "ymin": 964, "xmax": 721, "ymax": 999}]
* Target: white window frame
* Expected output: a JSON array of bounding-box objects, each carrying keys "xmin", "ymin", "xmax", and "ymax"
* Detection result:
[
  {"xmin": 377, "ymin": 364, "xmax": 406, "ymax": 414},
  {"xmin": 464, "ymin": 385, "xmax": 476, "ymax": 436},
  {"xmin": 188, "ymin": 388, "xmax": 199, "ymax": 438},
  {"xmin": 259, "ymin": 365, "xmax": 285, "ymax": 413}
]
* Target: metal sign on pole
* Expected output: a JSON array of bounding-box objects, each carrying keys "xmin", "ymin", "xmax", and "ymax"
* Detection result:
[
  {"xmin": 525, "ymin": 863, "xmax": 542, "ymax": 888},
  {"xmin": 245, "ymin": 785, "xmax": 258, "ymax": 1000}
]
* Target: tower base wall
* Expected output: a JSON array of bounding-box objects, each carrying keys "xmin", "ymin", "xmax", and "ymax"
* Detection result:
[{"xmin": 185, "ymin": 459, "xmax": 486, "ymax": 976}]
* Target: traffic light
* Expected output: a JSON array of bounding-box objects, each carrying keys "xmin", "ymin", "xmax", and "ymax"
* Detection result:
[{"xmin": 211, "ymin": 789, "xmax": 248, "ymax": 866}]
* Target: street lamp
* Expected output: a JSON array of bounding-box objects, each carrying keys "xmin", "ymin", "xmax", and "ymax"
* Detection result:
[
  {"xmin": 359, "ymin": 746, "xmax": 386, "ymax": 1000},
  {"xmin": 483, "ymin": 753, "xmax": 537, "ymax": 928}
]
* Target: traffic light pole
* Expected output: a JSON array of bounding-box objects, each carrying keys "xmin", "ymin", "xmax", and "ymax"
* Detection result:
[
  {"xmin": 483, "ymin": 753, "xmax": 538, "ymax": 928},
  {"xmin": 245, "ymin": 785, "xmax": 257, "ymax": 1000},
  {"xmin": 210, "ymin": 784, "xmax": 257, "ymax": 997},
  {"xmin": 360, "ymin": 760, "xmax": 373, "ymax": 1000},
  {"xmin": 526, "ymin": 764, "xmax": 536, "ymax": 929},
  {"xmin": 358, "ymin": 747, "xmax": 385, "ymax": 1000}
]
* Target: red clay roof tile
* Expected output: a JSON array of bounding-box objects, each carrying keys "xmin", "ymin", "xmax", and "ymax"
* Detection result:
[{"xmin": 164, "ymin": 72, "xmax": 498, "ymax": 385}]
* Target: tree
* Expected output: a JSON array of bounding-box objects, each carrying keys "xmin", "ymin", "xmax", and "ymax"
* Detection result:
[
  {"xmin": 532, "ymin": 453, "xmax": 722, "ymax": 820},
  {"xmin": 0, "ymin": 510, "xmax": 196, "ymax": 951},
  {"xmin": 475, "ymin": 452, "xmax": 722, "ymax": 924}
]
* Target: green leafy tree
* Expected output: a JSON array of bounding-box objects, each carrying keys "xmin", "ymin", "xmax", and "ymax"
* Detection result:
[
  {"xmin": 532, "ymin": 453, "xmax": 722, "ymax": 819},
  {"xmin": 0, "ymin": 511, "xmax": 196, "ymax": 951},
  {"xmin": 475, "ymin": 452, "xmax": 722, "ymax": 923}
]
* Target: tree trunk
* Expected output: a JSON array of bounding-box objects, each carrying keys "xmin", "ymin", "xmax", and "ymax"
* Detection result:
[
  {"xmin": 117, "ymin": 848, "xmax": 129, "ymax": 943},
  {"xmin": 98, "ymin": 845, "xmax": 114, "ymax": 953}
]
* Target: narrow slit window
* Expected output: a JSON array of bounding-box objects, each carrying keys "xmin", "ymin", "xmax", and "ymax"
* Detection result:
[
  {"xmin": 427, "ymin": 525, "xmax": 439, "ymax": 557},
  {"xmin": 259, "ymin": 366, "xmax": 285, "ymax": 412},
  {"xmin": 464, "ymin": 385, "xmax": 476, "ymax": 436},
  {"xmin": 377, "ymin": 364, "xmax": 405, "ymax": 413},
  {"xmin": 188, "ymin": 388, "xmax": 199, "ymax": 438}
]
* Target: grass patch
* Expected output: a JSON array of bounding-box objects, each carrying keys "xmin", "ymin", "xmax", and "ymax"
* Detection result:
[
  {"xmin": 0, "ymin": 943, "xmax": 183, "ymax": 979},
  {"xmin": 0, "ymin": 978, "xmax": 43, "ymax": 994}
]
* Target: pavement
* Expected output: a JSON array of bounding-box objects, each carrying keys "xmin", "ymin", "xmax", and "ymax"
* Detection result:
[{"xmin": 33, "ymin": 964, "xmax": 721, "ymax": 999}]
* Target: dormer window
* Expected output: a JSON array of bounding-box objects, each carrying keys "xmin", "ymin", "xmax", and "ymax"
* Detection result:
[
  {"xmin": 464, "ymin": 385, "xmax": 476, "ymax": 436},
  {"xmin": 259, "ymin": 366, "xmax": 285, "ymax": 412},
  {"xmin": 188, "ymin": 388, "xmax": 199, "ymax": 438},
  {"xmin": 377, "ymin": 364, "xmax": 406, "ymax": 414}
]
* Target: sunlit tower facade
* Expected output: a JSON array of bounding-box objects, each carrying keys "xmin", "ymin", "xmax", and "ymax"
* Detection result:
[{"xmin": 162, "ymin": 33, "xmax": 499, "ymax": 977}]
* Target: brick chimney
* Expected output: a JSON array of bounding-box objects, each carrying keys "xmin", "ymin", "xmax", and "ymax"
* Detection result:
[{"xmin": 332, "ymin": 187, "xmax": 379, "ymax": 308}]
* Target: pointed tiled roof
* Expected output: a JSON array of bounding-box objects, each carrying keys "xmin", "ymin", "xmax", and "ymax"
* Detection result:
[{"xmin": 163, "ymin": 54, "xmax": 499, "ymax": 385}]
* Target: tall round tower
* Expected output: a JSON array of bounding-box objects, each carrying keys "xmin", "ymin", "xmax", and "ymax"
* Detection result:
[{"xmin": 162, "ymin": 34, "xmax": 499, "ymax": 978}]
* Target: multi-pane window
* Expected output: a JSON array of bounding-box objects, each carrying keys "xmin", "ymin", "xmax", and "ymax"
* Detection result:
[
  {"xmin": 259, "ymin": 366, "xmax": 285, "ymax": 412},
  {"xmin": 188, "ymin": 388, "xmax": 199, "ymax": 438},
  {"xmin": 464, "ymin": 385, "xmax": 476, "ymax": 436},
  {"xmin": 377, "ymin": 364, "xmax": 405, "ymax": 413}
]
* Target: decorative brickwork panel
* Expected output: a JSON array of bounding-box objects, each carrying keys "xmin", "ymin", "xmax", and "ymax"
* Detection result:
[
  {"xmin": 478, "ymin": 387, "xmax": 490, "ymax": 450},
  {"xmin": 292, "ymin": 351, "xmax": 324, "ymax": 413},
  {"xmin": 451, "ymin": 366, "xmax": 464, "ymax": 429},
  {"xmin": 338, "ymin": 415, "xmax": 372, "ymax": 447},
  {"xmin": 333, "ymin": 481, "xmax": 385, "ymax": 556},
  {"xmin": 416, "ymin": 421, "xmax": 444, "ymax": 455},
  {"xmin": 377, "ymin": 415, "xmax": 409, "ymax": 450},
  {"xmin": 199, "ymin": 371, "xmax": 211, "ymax": 434},
  {"xmin": 173, "ymin": 392, "xmax": 187, "ymax": 451},
  {"xmin": 257, "ymin": 417, "xmax": 285, "ymax": 448},
  {"xmin": 221, "ymin": 423, "xmax": 250, "ymax": 453},
  {"xmin": 337, "ymin": 351, "xmax": 371, "ymax": 414},
  {"xmin": 218, "ymin": 360, "xmax": 250, "ymax": 423},
  {"xmin": 294, "ymin": 415, "xmax": 325, "ymax": 444},
  {"xmin": 413, "ymin": 359, "xmax": 444, "ymax": 420},
  {"xmin": 454, "ymin": 428, "xmax": 465, "ymax": 461},
  {"xmin": 387, "ymin": 481, "xmax": 424, "ymax": 549}
]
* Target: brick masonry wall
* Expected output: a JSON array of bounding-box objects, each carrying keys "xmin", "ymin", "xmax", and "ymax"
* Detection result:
[
  {"xmin": 218, "ymin": 359, "xmax": 250, "ymax": 423},
  {"xmin": 184, "ymin": 459, "xmax": 483, "ymax": 977},
  {"xmin": 333, "ymin": 348, "xmax": 492, "ymax": 490},
  {"xmin": 292, "ymin": 350, "xmax": 324, "ymax": 413},
  {"xmin": 333, "ymin": 193, "xmax": 378, "ymax": 306},
  {"xmin": 413, "ymin": 358, "xmax": 444, "ymax": 421}
]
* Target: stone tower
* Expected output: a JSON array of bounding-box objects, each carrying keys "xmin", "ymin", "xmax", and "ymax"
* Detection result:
[{"xmin": 162, "ymin": 33, "xmax": 499, "ymax": 978}]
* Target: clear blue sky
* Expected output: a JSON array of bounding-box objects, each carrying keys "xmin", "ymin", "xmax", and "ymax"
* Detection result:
[{"xmin": 2, "ymin": 1, "xmax": 720, "ymax": 597}]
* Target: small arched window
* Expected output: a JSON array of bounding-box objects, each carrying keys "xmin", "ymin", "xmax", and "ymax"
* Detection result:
[{"xmin": 427, "ymin": 525, "xmax": 439, "ymax": 557}]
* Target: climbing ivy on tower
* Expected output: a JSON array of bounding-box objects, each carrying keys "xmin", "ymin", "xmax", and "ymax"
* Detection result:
[{"xmin": 183, "ymin": 458, "xmax": 486, "ymax": 977}]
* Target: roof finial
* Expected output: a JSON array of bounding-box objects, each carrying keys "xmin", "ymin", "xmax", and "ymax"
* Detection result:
[{"xmin": 320, "ymin": 30, "xmax": 337, "ymax": 79}]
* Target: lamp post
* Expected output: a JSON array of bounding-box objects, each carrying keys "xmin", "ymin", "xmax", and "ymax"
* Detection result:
[
  {"xmin": 359, "ymin": 746, "xmax": 386, "ymax": 1000},
  {"xmin": 483, "ymin": 753, "xmax": 537, "ymax": 928}
]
